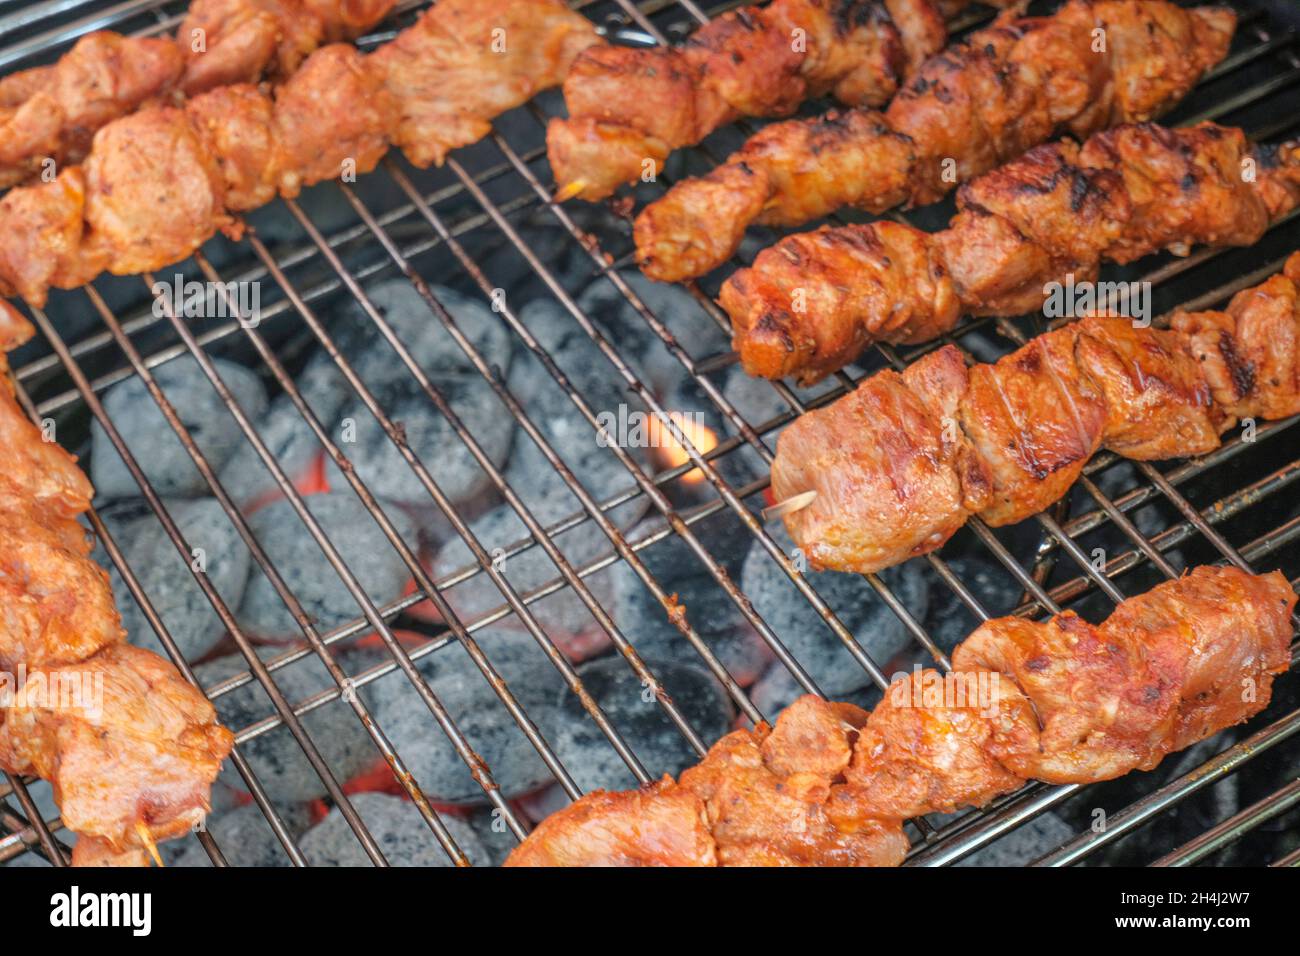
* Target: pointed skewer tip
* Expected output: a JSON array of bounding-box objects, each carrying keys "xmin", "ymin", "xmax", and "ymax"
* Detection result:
[
  {"xmin": 136, "ymin": 821, "xmax": 163, "ymax": 867},
  {"xmin": 554, "ymin": 179, "xmax": 589, "ymax": 203},
  {"xmin": 762, "ymin": 490, "xmax": 818, "ymax": 522}
]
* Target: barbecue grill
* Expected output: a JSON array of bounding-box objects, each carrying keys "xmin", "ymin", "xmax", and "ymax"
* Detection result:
[{"xmin": 2, "ymin": 0, "xmax": 1300, "ymax": 868}]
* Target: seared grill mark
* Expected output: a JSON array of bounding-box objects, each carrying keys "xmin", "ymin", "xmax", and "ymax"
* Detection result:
[
  {"xmin": 666, "ymin": 5, "xmax": 1279, "ymax": 359},
  {"xmin": 820, "ymin": 223, "xmax": 887, "ymax": 258},
  {"xmin": 832, "ymin": 0, "xmax": 891, "ymax": 35},
  {"xmin": 1218, "ymin": 328, "xmax": 1256, "ymax": 399},
  {"xmin": 1015, "ymin": 348, "xmax": 1042, "ymax": 375},
  {"xmin": 754, "ymin": 310, "xmax": 797, "ymax": 353},
  {"xmin": 1005, "ymin": 151, "xmax": 1074, "ymax": 197},
  {"xmin": 1069, "ymin": 168, "xmax": 1092, "ymax": 212},
  {"xmin": 1255, "ymin": 143, "xmax": 1283, "ymax": 171}
]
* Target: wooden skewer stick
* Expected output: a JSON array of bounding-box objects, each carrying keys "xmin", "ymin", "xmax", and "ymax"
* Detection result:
[
  {"xmin": 761, "ymin": 489, "xmax": 817, "ymax": 522},
  {"xmin": 554, "ymin": 179, "xmax": 590, "ymax": 203},
  {"xmin": 136, "ymin": 821, "xmax": 163, "ymax": 867}
]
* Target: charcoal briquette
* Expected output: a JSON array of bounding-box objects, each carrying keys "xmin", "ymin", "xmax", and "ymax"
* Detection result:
[
  {"xmin": 739, "ymin": 524, "xmax": 929, "ymax": 696},
  {"xmin": 236, "ymin": 490, "xmax": 418, "ymax": 639},
  {"xmin": 547, "ymin": 655, "xmax": 734, "ymax": 793},
  {"xmin": 200, "ymin": 647, "xmax": 380, "ymax": 804},
  {"xmin": 92, "ymin": 355, "xmax": 268, "ymax": 499},
  {"xmin": 361, "ymin": 630, "xmax": 565, "ymax": 804},
  {"xmin": 299, "ymin": 792, "xmax": 488, "ymax": 867}
]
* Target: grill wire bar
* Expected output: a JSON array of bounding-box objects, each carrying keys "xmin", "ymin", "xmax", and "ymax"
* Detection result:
[{"xmin": 1, "ymin": 0, "xmax": 1299, "ymax": 868}]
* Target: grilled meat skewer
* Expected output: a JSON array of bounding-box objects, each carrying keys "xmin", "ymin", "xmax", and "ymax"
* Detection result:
[
  {"xmin": 177, "ymin": 0, "xmax": 398, "ymax": 94},
  {"xmin": 0, "ymin": 0, "xmax": 398, "ymax": 191},
  {"xmin": 548, "ymin": 0, "xmax": 963, "ymax": 204},
  {"xmin": 0, "ymin": 0, "xmax": 600, "ymax": 308},
  {"xmin": 0, "ymin": 304, "xmax": 233, "ymax": 867},
  {"xmin": 506, "ymin": 565, "xmax": 1297, "ymax": 866},
  {"xmin": 0, "ymin": 0, "xmax": 597, "ymax": 864},
  {"xmin": 635, "ymin": 0, "xmax": 1235, "ymax": 282},
  {"xmin": 724, "ymin": 121, "xmax": 1300, "ymax": 384},
  {"xmin": 773, "ymin": 253, "xmax": 1300, "ymax": 575}
]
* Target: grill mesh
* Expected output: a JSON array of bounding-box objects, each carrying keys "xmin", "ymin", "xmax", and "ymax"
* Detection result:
[{"xmin": 2, "ymin": 0, "xmax": 1299, "ymax": 868}]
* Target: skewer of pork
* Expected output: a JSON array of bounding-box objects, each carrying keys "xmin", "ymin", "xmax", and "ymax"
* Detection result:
[
  {"xmin": 634, "ymin": 0, "xmax": 1236, "ymax": 282},
  {"xmin": 722, "ymin": 121, "xmax": 1300, "ymax": 384},
  {"xmin": 0, "ymin": 0, "xmax": 399, "ymax": 191},
  {"xmin": 0, "ymin": 303, "xmax": 234, "ymax": 867},
  {"xmin": 770, "ymin": 252, "xmax": 1300, "ymax": 575},
  {"xmin": 0, "ymin": 0, "xmax": 601, "ymax": 308},
  {"xmin": 549, "ymin": 0, "xmax": 977, "ymax": 204},
  {"xmin": 505, "ymin": 564, "xmax": 1296, "ymax": 866}
]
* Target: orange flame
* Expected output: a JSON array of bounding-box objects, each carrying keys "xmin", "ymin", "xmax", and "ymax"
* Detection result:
[{"xmin": 648, "ymin": 412, "xmax": 718, "ymax": 485}]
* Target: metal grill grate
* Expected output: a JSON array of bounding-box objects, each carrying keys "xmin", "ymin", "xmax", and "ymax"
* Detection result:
[{"xmin": 2, "ymin": 0, "xmax": 1299, "ymax": 868}]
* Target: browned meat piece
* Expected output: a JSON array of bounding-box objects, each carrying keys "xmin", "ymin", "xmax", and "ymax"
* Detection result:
[
  {"xmin": 80, "ymin": 107, "xmax": 233, "ymax": 277},
  {"xmin": 1104, "ymin": 566, "xmax": 1295, "ymax": 753},
  {"xmin": 636, "ymin": 162, "xmax": 778, "ymax": 285},
  {"xmin": 747, "ymin": 109, "xmax": 918, "ymax": 223},
  {"xmin": 771, "ymin": 256, "xmax": 1300, "ymax": 575},
  {"xmin": 892, "ymin": 10, "xmax": 1071, "ymax": 202},
  {"xmin": 0, "ymin": 306, "xmax": 95, "ymax": 515},
  {"xmin": 550, "ymin": 0, "xmax": 948, "ymax": 203},
  {"xmin": 955, "ymin": 567, "xmax": 1294, "ymax": 781},
  {"xmin": 0, "ymin": 304, "xmax": 233, "ymax": 867},
  {"xmin": 0, "ymin": 1, "xmax": 596, "ymax": 306},
  {"xmin": 0, "ymin": 168, "xmax": 102, "ymax": 305},
  {"xmin": 178, "ymin": 0, "xmax": 395, "ymax": 94},
  {"xmin": 955, "ymin": 612, "xmax": 1173, "ymax": 781},
  {"xmin": 0, "ymin": 1, "xmax": 396, "ymax": 192},
  {"xmin": 178, "ymin": 0, "xmax": 322, "ymax": 94},
  {"xmin": 1173, "ymin": 254, "xmax": 1300, "ymax": 421},
  {"xmin": 721, "ymin": 219, "xmax": 960, "ymax": 382},
  {"xmin": 186, "ymin": 41, "xmax": 399, "ymax": 216},
  {"xmin": 956, "ymin": 327, "xmax": 1106, "ymax": 525},
  {"xmin": 0, "ymin": 489, "xmax": 124, "ymax": 672},
  {"xmin": 938, "ymin": 139, "xmax": 1130, "ymax": 315},
  {"xmin": 1080, "ymin": 123, "xmax": 1276, "ymax": 263},
  {"xmin": 769, "ymin": 351, "xmax": 988, "ymax": 573},
  {"xmin": 0, "ymin": 33, "xmax": 183, "ymax": 190},
  {"xmin": 502, "ymin": 778, "xmax": 716, "ymax": 867},
  {"xmin": 507, "ymin": 567, "xmax": 1296, "ymax": 866},
  {"xmin": 635, "ymin": 0, "xmax": 1234, "ymax": 281},
  {"xmin": 1094, "ymin": 0, "xmax": 1237, "ymax": 122},
  {"xmin": 0, "ymin": 306, "xmax": 120, "ymax": 672},
  {"xmin": 372, "ymin": 0, "xmax": 599, "ymax": 169},
  {"xmin": 677, "ymin": 697, "xmax": 910, "ymax": 866},
  {"xmin": 270, "ymin": 44, "xmax": 397, "ymax": 197},
  {"xmin": 0, "ymin": 643, "xmax": 234, "ymax": 856},
  {"xmin": 301, "ymin": 0, "xmax": 394, "ymax": 38},
  {"xmin": 637, "ymin": 110, "xmax": 916, "ymax": 281},
  {"xmin": 726, "ymin": 123, "xmax": 1300, "ymax": 383},
  {"xmin": 506, "ymin": 696, "xmax": 912, "ymax": 867},
  {"xmin": 1072, "ymin": 317, "xmax": 1225, "ymax": 459},
  {"xmin": 185, "ymin": 84, "xmax": 280, "ymax": 211},
  {"xmin": 845, "ymin": 670, "xmax": 1036, "ymax": 816}
]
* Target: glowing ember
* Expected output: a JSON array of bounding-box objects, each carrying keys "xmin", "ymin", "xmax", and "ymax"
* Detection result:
[
  {"xmin": 245, "ymin": 449, "xmax": 333, "ymax": 513},
  {"xmin": 648, "ymin": 412, "xmax": 718, "ymax": 484}
]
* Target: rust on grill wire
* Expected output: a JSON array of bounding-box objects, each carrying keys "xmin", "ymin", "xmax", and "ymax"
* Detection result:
[{"xmin": 1, "ymin": 0, "xmax": 1299, "ymax": 868}]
